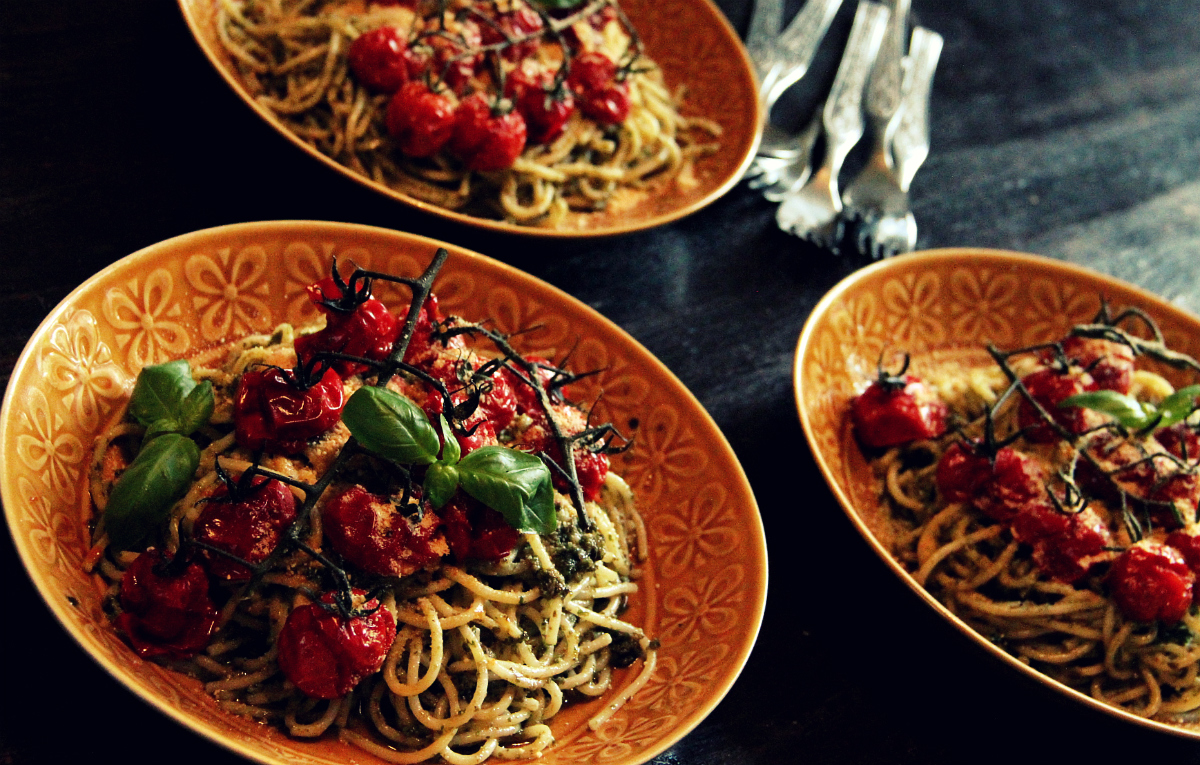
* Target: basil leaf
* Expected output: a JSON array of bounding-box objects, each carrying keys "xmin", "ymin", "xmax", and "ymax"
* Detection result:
[
  {"xmin": 438, "ymin": 413, "xmax": 461, "ymax": 465},
  {"xmin": 424, "ymin": 464, "xmax": 460, "ymax": 509},
  {"xmin": 105, "ymin": 434, "xmax": 200, "ymax": 550},
  {"xmin": 1060, "ymin": 390, "xmax": 1150, "ymax": 429},
  {"xmin": 457, "ymin": 446, "xmax": 555, "ymax": 534},
  {"xmin": 177, "ymin": 381, "xmax": 215, "ymax": 435},
  {"xmin": 343, "ymin": 386, "xmax": 439, "ymax": 465},
  {"xmin": 1157, "ymin": 385, "xmax": 1200, "ymax": 428},
  {"xmin": 128, "ymin": 360, "xmax": 198, "ymax": 428}
]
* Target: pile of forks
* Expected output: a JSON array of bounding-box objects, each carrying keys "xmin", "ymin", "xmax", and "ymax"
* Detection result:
[{"xmin": 743, "ymin": 0, "xmax": 943, "ymax": 258}]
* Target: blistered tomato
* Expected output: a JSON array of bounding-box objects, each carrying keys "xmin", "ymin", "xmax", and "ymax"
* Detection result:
[
  {"xmin": 1108, "ymin": 541, "xmax": 1195, "ymax": 624},
  {"xmin": 193, "ymin": 476, "xmax": 298, "ymax": 580},
  {"xmin": 295, "ymin": 276, "xmax": 401, "ymax": 376},
  {"xmin": 385, "ymin": 81, "xmax": 458, "ymax": 158},
  {"xmin": 851, "ymin": 375, "xmax": 948, "ymax": 449},
  {"xmin": 276, "ymin": 589, "xmax": 396, "ymax": 698},
  {"xmin": 234, "ymin": 365, "xmax": 344, "ymax": 453},
  {"xmin": 117, "ymin": 549, "xmax": 218, "ymax": 659}
]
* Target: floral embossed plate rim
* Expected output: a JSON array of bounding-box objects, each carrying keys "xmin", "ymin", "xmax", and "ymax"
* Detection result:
[
  {"xmin": 0, "ymin": 221, "xmax": 768, "ymax": 765},
  {"xmin": 793, "ymin": 247, "xmax": 1200, "ymax": 739},
  {"xmin": 176, "ymin": 0, "xmax": 762, "ymax": 238}
]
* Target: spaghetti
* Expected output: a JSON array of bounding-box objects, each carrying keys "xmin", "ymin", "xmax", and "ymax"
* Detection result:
[
  {"xmin": 857, "ymin": 305, "xmax": 1200, "ymax": 724},
  {"xmin": 85, "ymin": 252, "xmax": 654, "ymax": 762},
  {"xmin": 215, "ymin": 0, "xmax": 721, "ymax": 228}
]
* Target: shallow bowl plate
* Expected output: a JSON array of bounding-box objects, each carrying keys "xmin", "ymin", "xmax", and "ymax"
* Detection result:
[
  {"xmin": 794, "ymin": 247, "xmax": 1200, "ymax": 739},
  {"xmin": 177, "ymin": 0, "xmax": 762, "ymax": 237},
  {"xmin": 1, "ymin": 221, "xmax": 767, "ymax": 764}
]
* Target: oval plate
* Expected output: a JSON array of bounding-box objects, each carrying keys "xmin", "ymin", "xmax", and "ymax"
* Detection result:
[
  {"xmin": 177, "ymin": 1, "xmax": 761, "ymax": 237},
  {"xmin": 1, "ymin": 221, "xmax": 767, "ymax": 764},
  {"xmin": 794, "ymin": 247, "xmax": 1200, "ymax": 739}
]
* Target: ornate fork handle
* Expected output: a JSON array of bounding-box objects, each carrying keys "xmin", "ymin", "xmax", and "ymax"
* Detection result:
[
  {"xmin": 745, "ymin": 0, "xmax": 784, "ymax": 80},
  {"xmin": 893, "ymin": 26, "xmax": 944, "ymax": 191},
  {"xmin": 760, "ymin": 0, "xmax": 844, "ymax": 105},
  {"xmin": 822, "ymin": 1, "xmax": 890, "ymax": 170},
  {"xmin": 863, "ymin": 0, "xmax": 910, "ymax": 139}
]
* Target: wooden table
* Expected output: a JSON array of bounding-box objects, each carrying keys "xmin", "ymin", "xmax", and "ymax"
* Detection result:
[{"xmin": 2, "ymin": 0, "xmax": 1200, "ymax": 762}]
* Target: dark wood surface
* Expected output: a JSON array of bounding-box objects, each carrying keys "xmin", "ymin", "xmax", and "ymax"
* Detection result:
[{"xmin": 3, "ymin": 1, "xmax": 1200, "ymax": 763}]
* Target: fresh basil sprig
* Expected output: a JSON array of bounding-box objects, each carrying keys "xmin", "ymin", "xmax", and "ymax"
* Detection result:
[
  {"xmin": 128, "ymin": 359, "xmax": 214, "ymax": 440},
  {"xmin": 1061, "ymin": 384, "xmax": 1200, "ymax": 431},
  {"xmin": 343, "ymin": 388, "xmax": 556, "ymax": 533},
  {"xmin": 341, "ymin": 386, "xmax": 440, "ymax": 465},
  {"xmin": 105, "ymin": 433, "xmax": 200, "ymax": 550},
  {"xmin": 105, "ymin": 361, "xmax": 213, "ymax": 549}
]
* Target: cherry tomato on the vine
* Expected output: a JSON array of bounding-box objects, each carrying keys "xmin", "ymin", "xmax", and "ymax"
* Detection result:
[
  {"xmin": 448, "ymin": 94, "xmax": 527, "ymax": 171},
  {"xmin": 193, "ymin": 476, "xmax": 298, "ymax": 580},
  {"xmin": 276, "ymin": 589, "xmax": 396, "ymax": 699},
  {"xmin": 407, "ymin": 22, "xmax": 482, "ymax": 92},
  {"xmin": 234, "ymin": 365, "xmax": 345, "ymax": 453},
  {"xmin": 567, "ymin": 52, "xmax": 630, "ymax": 125},
  {"xmin": 1108, "ymin": 541, "xmax": 1195, "ymax": 624},
  {"xmin": 385, "ymin": 81, "xmax": 459, "ymax": 158},
  {"xmin": 295, "ymin": 276, "xmax": 401, "ymax": 376},
  {"xmin": 348, "ymin": 27, "xmax": 410, "ymax": 93},
  {"xmin": 935, "ymin": 442, "xmax": 1046, "ymax": 523},
  {"xmin": 850, "ymin": 375, "xmax": 948, "ymax": 449},
  {"xmin": 441, "ymin": 493, "xmax": 520, "ymax": 562},
  {"xmin": 1017, "ymin": 366, "xmax": 1102, "ymax": 443},
  {"xmin": 478, "ymin": 5, "xmax": 544, "ymax": 61},
  {"xmin": 117, "ymin": 549, "xmax": 219, "ymax": 659},
  {"xmin": 1043, "ymin": 335, "xmax": 1136, "ymax": 395},
  {"xmin": 506, "ymin": 68, "xmax": 575, "ymax": 145},
  {"xmin": 322, "ymin": 485, "xmax": 448, "ymax": 577},
  {"xmin": 1010, "ymin": 500, "xmax": 1112, "ymax": 583}
]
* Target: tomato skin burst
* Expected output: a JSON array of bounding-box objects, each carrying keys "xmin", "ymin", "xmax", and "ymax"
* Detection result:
[
  {"xmin": 85, "ymin": 256, "xmax": 649, "ymax": 760},
  {"xmin": 851, "ymin": 326, "xmax": 1200, "ymax": 722}
]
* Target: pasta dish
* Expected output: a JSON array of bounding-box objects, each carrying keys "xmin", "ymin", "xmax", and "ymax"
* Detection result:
[
  {"xmin": 84, "ymin": 250, "xmax": 654, "ymax": 762},
  {"xmin": 853, "ymin": 303, "xmax": 1200, "ymax": 724},
  {"xmin": 215, "ymin": 0, "xmax": 721, "ymax": 228}
]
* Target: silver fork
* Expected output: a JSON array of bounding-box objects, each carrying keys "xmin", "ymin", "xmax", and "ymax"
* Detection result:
[
  {"xmin": 862, "ymin": 26, "xmax": 944, "ymax": 258},
  {"xmin": 756, "ymin": 0, "xmax": 845, "ymax": 158},
  {"xmin": 776, "ymin": 0, "xmax": 889, "ymax": 247},
  {"xmin": 841, "ymin": 0, "xmax": 910, "ymax": 247}
]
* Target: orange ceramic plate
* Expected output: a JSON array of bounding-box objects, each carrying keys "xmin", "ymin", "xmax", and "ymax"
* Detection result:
[
  {"xmin": 794, "ymin": 247, "xmax": 1200, "ymax": 738},
  {"xmin": 176, "ymin": 1, "xmax": 761, "ymax": 238},
  {"xmin": 1, "ymin": 221, "xmax": 767, "ymax": 764}
]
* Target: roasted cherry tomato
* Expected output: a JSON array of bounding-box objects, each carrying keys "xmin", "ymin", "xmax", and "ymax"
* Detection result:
[
  {"xmin": 421, "ymin": 352, "xmax": 518, "ymax": 438},
  {"xmin": 1083, "ymin": 430, "xmax": 1199, "ymax": 529},
  {"xmin": 407, "ymin": 22, "xmax": 482, "ymax": 91},
  {"xmin": 1011, "ymin": 500, "xmax": 1112, "ymax": 583},
  {"xmin": 385, "ymin": 81, "xmax": 459, "ymax": 158},
  {"xmin": 1042, "ymin": 335, "xmax": 1136, "ymax": 394},
  {"xmin": 276, "ymin": 589, "xmax": 396, "ymax": 699},
  {"xmin": 936, "ymin": 442, "xmax": 1046, "ymax": 523},
  {"xmin": 1156, "ymin": 422, "xmax": 1200, "ymax": 462},
  {"xmin": 1166, "ymin": 528, "xmax": 1200, "ymax": 574},
  {"xmin": 348, "ymin": 27, "xmax": 410, "ymax": 93},
  {"xmin": 193, "ymin": 476, "xmax": 298, "ymax": 580},
  {"xmin": 506, "ymin": 68, "xmax": 575, "ymax": 145},
  {"xmin": 567, "ymin": 52, "xmax": 629, "ymax": 124},
  {"xmin": 392, "ymin": 292, "xmax": 462, "ymax": 368},
  {"xmin": 448, "ymin": 94, "xmax": 527, "ymax": 171},
  {"xmin": 441, "ymin": 493, "xmax": 520, "ymax": 562},
  {"xmin": 1017, "ymin": 367, "xmax": 1099, "ymax": 443},
  {"xmin": 478, "ymin": 5, "xmax": 544, "ymax": 61},
  {"xmin": 117, "ymin": 549, "xmax": 218, "ymax": 659},
  {"xmin": 851, "ymin": 374, "xmax": 948, "ymax": 449},
  {"xmin": 518, "ymin": 420, "xmax": 609, "ymax": 501},
  {"xmin": 1108, "ymin": 541, "xmax": 1195, "ymax": 624},
  {"xmin": 322, "ymin": 485, "xmax": 448, "ymax": 577},
  {"xmin": 234, "ymin": 365, "xmax": 345, "ymax": 453},
  {"xmin": 295, "ymin": 276, "xmax": 401, "ymax": 376}
]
